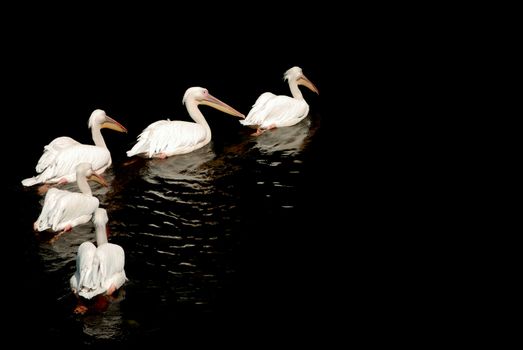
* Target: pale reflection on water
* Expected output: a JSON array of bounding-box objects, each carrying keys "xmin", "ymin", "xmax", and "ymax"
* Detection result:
[
  {"xmin": 144, "ymin": 145, "xmax": 216, "ymax": 182},
  {"xmin": 81, "ymin": 291, "xmax": 127, "ymax": 340},
  {"xmin": 252, "ymin": 116, "xmax": 314, "ymax": 155}
]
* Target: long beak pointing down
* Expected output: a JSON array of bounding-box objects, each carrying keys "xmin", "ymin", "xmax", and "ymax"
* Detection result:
[
  {"xmin": 88, "ymin": 173, "xmax": 108, "ymax": 187},
  {"xmin": 298, "ymin": 75, "xmax": 319, "ymax": 95},
  {"xmin": 101, "ymin": 116, "xmax": 128, "ymax": 133},
  {"xmin": 201, "ymin": 94, "xmax": 245, "ymax": 119}
]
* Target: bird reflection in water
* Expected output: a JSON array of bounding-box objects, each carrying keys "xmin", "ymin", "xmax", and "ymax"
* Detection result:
[
  {"xmin": 73, "ymin": 289, "xmax": 127, "ymax": 341},
  {"xmin": 250, "ymin": 115, "xmax": 318, "ymax": 156},
  {"xmin": 73, "ymin": 288, "xmax": 126, "ymax": 315},
  {"xmin": 143, "ymin": 144, "xmax": 216, "ymax": 182}
]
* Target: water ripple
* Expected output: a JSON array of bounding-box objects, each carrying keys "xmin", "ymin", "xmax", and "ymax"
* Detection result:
[{"xmin": 15, "ymin": 112, "xmax": 321, "ymax": 344}]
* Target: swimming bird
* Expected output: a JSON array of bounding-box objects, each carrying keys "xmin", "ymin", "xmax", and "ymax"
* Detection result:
[
  {"xmin": 22, "ymin": 109, "xmax": 127, "ymax": 186},
  {"xmin": 240, "ymin": 66, "xmax": 319, "ymax": 135},
  {"xmin": 70, "ymin": 208, "xmax": 127, "ymax": 313},
  {"xmin": 33, "ymin": 162, "xmax": 107, "ymax": 234},
  {"xmin": 127, "ymin": 87, "xmax": 244, "ymax": 159}
]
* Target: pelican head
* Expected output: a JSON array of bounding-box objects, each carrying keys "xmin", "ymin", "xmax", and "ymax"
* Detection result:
[
  {"xmin": 76, "ymin": 162, "xmax": 108, "ymax": 187},
  {"xmin": 88, "ymin": 109, "xmax": 128, "ymax": 133},
  {"xmin": 183, "ymin": 87, "xmax": 245, "ymax": 119},
  {"xmin": 93, "ymin": 207, "xmax": 109, "ymax": 227},
  {"xmin": 284, "ymin": 66, "xmax": 319, "ymax": 95}
]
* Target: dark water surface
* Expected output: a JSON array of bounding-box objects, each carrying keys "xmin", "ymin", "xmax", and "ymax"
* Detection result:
[{"xmin": 5, "ymin": 62, "xmax": 322, "ymax": 345}]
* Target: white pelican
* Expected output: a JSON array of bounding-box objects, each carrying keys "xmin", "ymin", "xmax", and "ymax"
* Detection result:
[
  {"xmin": 70, "ymin": 208, "xmax": 126, "ymax": 314},
  {"xmin": 21, "ymin": 109, "xmax": 127, "ymax": 186},
  {"xmin": 240, "ymin": 66, "xmax": 319, "ymax": 135},
  {"xmin": 33, "ymin": 162, "xmax": 107, "ymax": 235},
  {"xmin": 126, "ymin": 87, "xmax": 244, "ymax": 159}
]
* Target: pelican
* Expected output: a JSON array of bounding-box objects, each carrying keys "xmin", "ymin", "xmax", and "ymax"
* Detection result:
[
  {"xmin": 127, "ymin": 87, "xmax": 244, "ymax": 159},
  {"xmin": 240, "ymin": 66, "xmax": 319, "ymax": 135},
  {"xmin": 33, "ymin": 162, "xmax": 107, "ymax": 235},
  {"xmin": 70, "ymin": 208, "xmax": 126, "ymax": 313},
  {"xmin": 21, "ymin": 109, "xmax": 127, "ymax": 186}
]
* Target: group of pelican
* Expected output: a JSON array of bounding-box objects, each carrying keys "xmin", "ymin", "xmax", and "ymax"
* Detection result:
[{"xmin": 20, "ymin": 66, "xmax": 318, "ymax": 313}]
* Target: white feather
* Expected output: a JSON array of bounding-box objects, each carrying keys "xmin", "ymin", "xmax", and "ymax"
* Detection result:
[
  {"xmin": 127, "ymin": 87, "xmax": 243, "ymax": 158},
  {"xmin": 23, "ymin": 145, "xmax": 111, "ymax": 186},
  {"xmin": 70, "ymin": 242, "xmax": 96, "ymax": 294},
  {"xmin": 34, "ymin": 188, "xmax": 100, "ymax": 232},
  {"xmin": 241, "ymin": 95, "xmax": 309, "ymax": 128},
  {"xmin": 241, "ymin": 66, "xmax": 317, "ymax": 130},
  {"xmin": 71, "ymin": 208, "xmax": 127, "ymax": 300},
  {"xmin": 33, "ymin": 163, "xmax": 102, "ymax": 232},
  {"xmin": 35, "ymin": 137, "xmax": 80, "ymax": 173},
  {"xmin": 22, "ymin": 109, "xmax": 125, "ymax": 186},
  {"xmin": 127, "ymin": 120, "xmax": 207, "ymax": 158}
]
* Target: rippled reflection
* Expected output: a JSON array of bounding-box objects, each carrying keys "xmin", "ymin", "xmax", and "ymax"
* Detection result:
[
  {"xmin": 252, "ymin": 116, "xmax": 314, "ymax": 155},
  {"xmin": 143, "ymin": 145, "xmax": 216, "ymax": 182},
  {"xmin": 37, "ymin": 222, "xmax": 93, "ymax": 271},
  {"xmin": 81, "ymin": 291, "xmax": 127, "ymax": 340}
]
